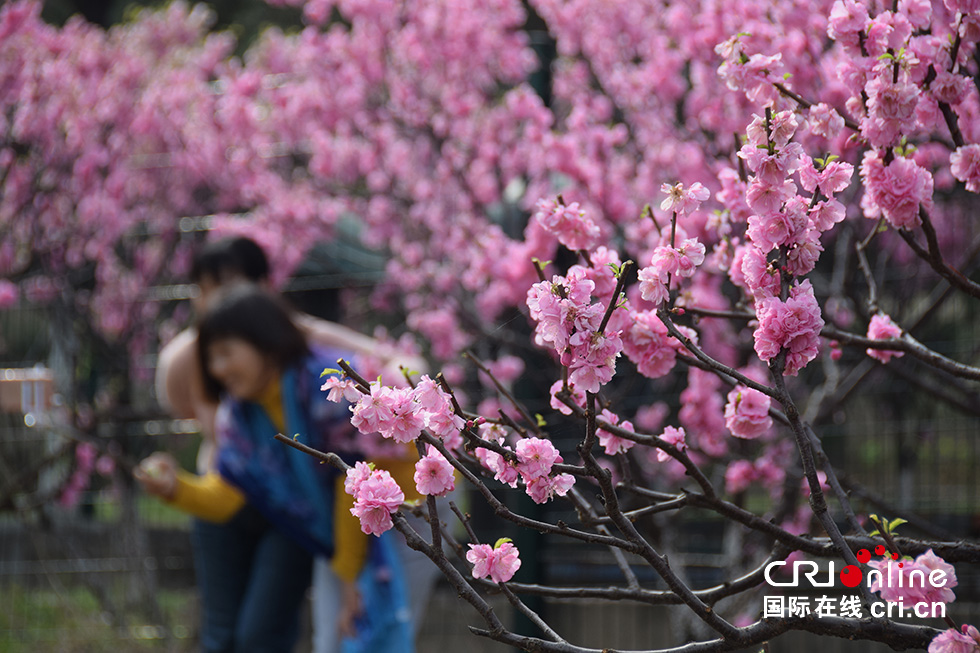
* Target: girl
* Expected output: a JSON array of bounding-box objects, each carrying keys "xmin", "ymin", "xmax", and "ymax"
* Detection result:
[{"xmin": 139, "ymin": 286, "xmax": 409, "ymax": 652}]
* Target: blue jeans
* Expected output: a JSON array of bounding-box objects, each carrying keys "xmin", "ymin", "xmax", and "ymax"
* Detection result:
[{"xmin": 192, "ymin": 506, "xmax": 313, "ymax": 653}]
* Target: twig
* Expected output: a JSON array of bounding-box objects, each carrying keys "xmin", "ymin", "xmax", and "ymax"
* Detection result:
[
  {"xmin": 897, "ymin": 209, "xmax": 980, "ymax": 300},
  {"xmin": 823, "ymin": 325, "xmax": 980, "ymax": 382},
  {"xmin": 465, "ymin": 350, "xmax": 542, "ymax": 436}
]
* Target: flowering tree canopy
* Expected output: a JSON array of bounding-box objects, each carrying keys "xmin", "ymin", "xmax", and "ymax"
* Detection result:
[{"xmin": 4, "ymin": 0, "xmax": 980, "ymax": 650}]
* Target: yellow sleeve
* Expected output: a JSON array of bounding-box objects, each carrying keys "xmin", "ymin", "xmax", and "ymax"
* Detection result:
[
  {"xmin": 374, "ymin": 456, "xmax": 424, "ymax": 503},
  {"xmin": 169, "ymin": 470, "xmax": 246, "ymax": 523},
  {"xmin": 331, "ymin": 475, "xmax": 369, "ymax": 582}
]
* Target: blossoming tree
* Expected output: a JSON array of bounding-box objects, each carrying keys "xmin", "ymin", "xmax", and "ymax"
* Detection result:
[{"xmin": 4, "ymin": 0, "xmax": 980, "ymax": 650}]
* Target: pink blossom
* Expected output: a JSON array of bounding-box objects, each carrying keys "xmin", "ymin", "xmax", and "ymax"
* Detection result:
[
  {"xmin": 660, "ymin": 182, "xmax": 709, "ymax": 215},
  {"xmin": 475, "ymin": 426, "xmax": 520, "ymax": 488},
  {"xmin": 549, "ymin": 379, "xmax": 585, "ymax": 415},
  {"xmin": 807, "ymin": 103, "xmax": 846, "ymax": 139},
  {"xmin": 746, "ymin": 196, "xmax": 809, "ymax": 253},
  {"xmin": 725, "ymin": 460, "xmax": 757, "ymax": 494},
  {"xmin": 637, "ymin": 266, "xmax": 669, "ymax": 306},
  {"xmin": 827, "ymin": 0, "xmax": 870, "ymax": 41},
  {"xmin": 382, "ymin": 388, "xmax": 426, "ymax": 443},
  {"xmin": 483, "ymin": 355, "xmax": 525, "ymax": 385},
  {"xmin": 931, "ymin": 70, "xmax": 971, "ymax": 106},
  {"xmin": 809, "ymin": 199, "xmax": 846, "ymax": 232},
  {"xmin": 746, "ymin": 179, "xmax": 796, "ymax": 216},
  {"xmin": 860, "ymin": 152, "xmax": 933, "ymax": 229},
  {"xmin": 412, "ymin": 375, "xmax": 450, "ymax": 412},
  {"xmin": 951, "ymin": 144, "xmax": 980, "ymax": 193},
  {"xmin": 740, "ymin": 143, "xmax": 803, "ymax": 186},
  {"xmin": 345, "ymin": 461, "xmax": 374, "ymax": 496},
  {"xmin": 724, "ymin": 386, "xmax": 773, "ymax": 439},
  {"xmin": 866, "ymin": 313, "xmax": 904, "ymax": 363},
  {"xmin": 799, "ymin": 159, "xmax": 854, "ymax": 198},
  {"xmin": 414, "ymin": 449, "xmax": 456, "ymax": 497},
  {"xmin": 597, "ymin": 409, "xmax": 635, "ymax": 455},
  {"xmin": 863, "ymin": 77, "xmax": 920, "ymax": 148},
  {"xmin": 525, "ymin": 472, "xmax": 575, "ymax": 504},
  {"xmin": 623, "ymin": 310, "xmax": 678, "ymax": 378},
  {"xmin": 735, "ymin": 245, "xmax": 780, "ymax": 300},
  {"xmin": 466, "ymin": 540, "xmax": 522, "ymax": 583},
  {"xmin": 465, "ymin": 544, "xmax": 494, "ymax": 580},
  {"xmin": 679, "ymin": 368, "xmax": 728, "ymax": 457},
  {"xmin": 716, "ymin": 168, "xmax": 752, "ymax": 223},
  {"xmin": 321, "ymin": 376, "xmax": 361, "ymax": 403},
  {"xmin": 786, "ymin": 228, "xmax": 824, "ymax": 277},
  {"xmin": 634, "ymin": 403, "xmax": 669, "ymax": 433},
  {"xmin": 566, "ymin": 328, "xmax": 622, "ymax": 394},
  {"xmin": 899, "ymin": 0, "xmax": 932, "ymax": 30},
  {"xmin": 928, "ymin": 625, "xmax": 980, "ymax": 653},
  {"xmin": 651, "ymin": 238, "xmax": 706, "ymax": 278},
  {"xmin": 350, "ymin": 382, "xmax": 397, "ymax": 435},
  {"xmin": 515, "ymin": 437, "xmax": 560, "ymax": 480},
  {"xmin": 95, "ymin": 455, "xmax": 115, "ymax": 477},
  {"xmin": 870, "ymin": 549, "xmax": 957, "ymax": 605},
  {"xmin": 348, "ymin": 468, "xmax": 405, "ymax": 536},
  {"xmin": 864, "ymin": 12, "xmax": 913, "ymax": 58},
  {"xmin": 753, "ymin": 280, "xmax": 825, "ymax": 376},
  {"xmin": 944, "ymin": 0, "xmax": 980, "ymax": 13},
  {"xmin": 746, "ymin": 111, "xmax": 798, "ymax": 149},
  {"xmin": 534, "ymin": 197, "xmax": 600, "ymax": 251},
  {"xmin": 0, "ymin": 279, "xmax": 18, "ymax": 308},
  {"xmin": 657, "ymin": 425, "xmax": 687, "ymax": 462}
]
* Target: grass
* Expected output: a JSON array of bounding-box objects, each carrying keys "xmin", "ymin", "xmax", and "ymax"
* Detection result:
[{"xmin": 0, "ymin": 584, "xmax": 198, "ymax": 653}]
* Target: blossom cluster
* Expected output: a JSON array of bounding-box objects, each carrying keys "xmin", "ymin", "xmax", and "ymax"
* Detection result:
[
  {"xmin": 345, "ymin": 461, "xmax": 405, "ymax": 536},
  {"xmin": 869, "ymin": 549, "xmax": 958, "ymax": 606},
  {"xmin": 475, "ymin": 430, "xmax": 575, "ymax": 505},
  {"xmin": 866, "ymin": 313, "xmax": 904, "ymax": 363},
  {"xmin": 930, "ymin": 624, "xmax": 980, "ymax": 653},
  {"xmin": 753, "ymin": 281, "xmax": 825, "ymax": 376},
  {"xmin": 343, "ymin": 375, "xmax": 464, "ymax": 449},
  {"xmin": 526, "ymin": 263, "xmax": 625, "ymax": 394},
  {"xmin": 466, "ymin": 538, "xmax": 522, "ymax": 584}
]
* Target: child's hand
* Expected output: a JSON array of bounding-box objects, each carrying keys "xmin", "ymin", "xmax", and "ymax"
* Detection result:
[
  {"xmin": 134, "ymin": 453, "xmax": 178, "ymax": 500},
  {"xmin": 338, "ymin": 580, "xmax": 363, "ymax": 638}
]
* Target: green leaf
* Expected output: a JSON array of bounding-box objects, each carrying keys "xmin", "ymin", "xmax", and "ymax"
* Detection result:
[
  {"xmin": 320, "ymin": 367, "xmax": 342, "ymax": 377},
  {"xmin": 494, "ymin": 537, "xmax": 513, "ymax": 549},
  {"xmin": 814, "ymin": 157, "xmax": 825, "ymax": 167},
  {"xmin": 783, "ymin": 72, "xmax": 792, "ymax": 80},
  {"xmin": 868, "ymin": 529, "xmax": 880, "ymax": 537},
  {"xmin": 888, "ymin": 517, "xmax": 908, "ymax": 532},
  {"xmin": 535, "ymin": 413, "xmax": 547, "ymax": 428}
]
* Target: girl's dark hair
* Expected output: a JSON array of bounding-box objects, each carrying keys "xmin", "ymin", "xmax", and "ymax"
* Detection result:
[
  {"xmin": 190, "ymin": 237, "xmax": 270, "ymax": 285},
  {"xmin": 197, "ymin": 285, "xmax": 309, "ymax": 401}
]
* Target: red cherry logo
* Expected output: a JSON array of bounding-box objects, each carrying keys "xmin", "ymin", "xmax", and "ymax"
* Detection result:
[
  {"xmin": 875, "ymin": 545, "xmax": 886, "ymax": 556},
  {"xmin": 840, "ymin": 565, "xmax": 863, "ymax": 588},
  {"xmin": 856, "ymin": 549, "xmax": 871, "ymax": 564},
  {"xmin": 891, "ymin": 552, "xmax": 899, "ymax": 560}
]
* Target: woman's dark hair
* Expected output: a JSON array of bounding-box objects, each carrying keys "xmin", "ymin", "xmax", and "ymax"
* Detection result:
[
  {"xmin": 197, "ymin": 285, "xmax": 309, "ymax": 401},
  {"xmin": 190, "ymin": 237, "xmax": 270, "ymax": 285}
]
